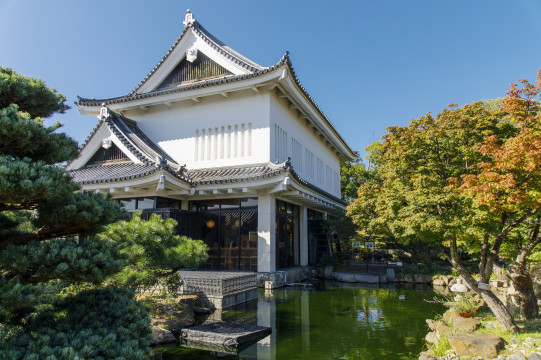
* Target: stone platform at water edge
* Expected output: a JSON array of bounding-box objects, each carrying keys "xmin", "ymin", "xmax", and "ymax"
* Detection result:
[
  {"xmin": 178, "ymin": 271, "xmax": 257, "ymax": 309},
  {"xmin": 180, "ymin": 322, "xmax": 272, "ymax": 354}
]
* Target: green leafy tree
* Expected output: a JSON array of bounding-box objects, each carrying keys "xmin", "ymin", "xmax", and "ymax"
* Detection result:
[
  {"xmin": 100, "ymin": 213, "xmax": 209, "ymax": 296},
  {"xmin": 0, "ymin": 68, "xmax": 151, "ymax": 359},
  {"xmin": 340, "ymin": 160, "xmax": 370, "ymax": 203},
  {"xmin": 348, "ymin": 99, "xmax": 528, "ymax": 332}
]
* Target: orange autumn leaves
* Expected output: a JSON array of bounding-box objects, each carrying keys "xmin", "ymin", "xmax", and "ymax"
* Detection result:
[{"xmin": 459, "ymin": 70, "xmax": 541, "ymax": 213}]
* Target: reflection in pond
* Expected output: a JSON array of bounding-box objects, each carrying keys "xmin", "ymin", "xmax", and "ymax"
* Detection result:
[{"xmin": 159, "ymin": 281, "xmax": 444, "ymax": 360}]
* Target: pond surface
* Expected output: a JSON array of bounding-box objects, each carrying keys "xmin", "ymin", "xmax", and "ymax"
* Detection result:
[{"xmin": 159, "ymin": 281, "xmax": 445, "ymax": 360}]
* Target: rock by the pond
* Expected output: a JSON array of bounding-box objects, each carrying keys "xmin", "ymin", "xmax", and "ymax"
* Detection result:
[
  {"xmin": 433, "ymin": 278, "xmax": 446, "ymax": 286},
  {"xmin": 506, "ymin": 354, "xmax": 527, "ymax": 360},
  {"xmin": 418, "ymin": 351, "xmax": 439, "ymax": 360},
  {"xmin": 415, "ymin": 274, "xmax": 432, "ymax": 284},
  {"xmin": 150, "ymin": 326, "xmax": 176, "ymax": 346},
  {"xmin": 419, "ymin": 353, "xmax": 458, "ymax": 360},
  {"xmin": 425, "ymin": 331, "xmax": 438, "ymax": 344},
  {"xmin": 450, "ymin": 283, "xmax": 468, "ymax": 293},
  {"xmin": 402, "ymin": 273, "xmax": 415, "ymax": 283},
  {"xmin": 193, "ymin": 306, "xmax": 211, "ymax": 315},
  {"xmin": 449, "ymin": 315, "xmax": 480, "ymax": 333},
  {"xmin": 529, "ymin": 353, "xmax": 541, "ymax": 360},
  {"xmin": 426, "ymin": 319, "xmax": 452, "ymax": 336},
  {"xmin": 448, "ymin": 333, "xmax": 504, "ymax": 357}
]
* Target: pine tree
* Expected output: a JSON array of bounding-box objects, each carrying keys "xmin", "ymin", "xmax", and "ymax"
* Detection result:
[
  {"xmin": 0, "ymin": 68, "xmax": 151, "ymax": 359},
  {"xmin": 101, "ymin": 213, "xmax": 208, "ymax": 296}
]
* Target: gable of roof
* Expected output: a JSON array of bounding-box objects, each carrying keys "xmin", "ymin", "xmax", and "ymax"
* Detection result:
[
  {"xmin": 67, "ymin": 107, "xmax": 183, "ymax": 173},
  {"xmin": 105, "ymin": 109, "xmax": 178, "ymax": 166},
  {"xmin": 75, "ymin": 11, "xmax": 358, "ymax": 162},
  {"xmin": 156, "ymin": 50, "xmax": 233, "ymax": 90},
  {"xmin": 85, "ymin": 142, "xmax": 130, "ymax": 166},
  {"xmin": 129, "ymin": 12, "xmax": 264, "ymax": 96}
]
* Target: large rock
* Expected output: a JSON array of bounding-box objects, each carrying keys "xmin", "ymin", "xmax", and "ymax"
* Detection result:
[
  {"xmin": 425, "ymin": 331, "xmax": 438, "ymax": 344},
  {"xmin": 426, "ymin": 319, "xmax": 452, "ymax": 336},
  {"xmin": 506, "ymin": 354, "xmax": 527, "ymax": 360},
  {"xmin": 448, "ymin": 333, "xmax": 504, "ymax": 357},
  {"xmin": 150, "ymin": 295, "xmax": 197, "ymax": 337},
  {"xmin": 418, "ymin": 351, "xmax": 439, "ymax": 360},
  {"xmin": 414, "ymin": 274, "xmax": 432, "ymax": 284},
  {"xmin": 448, "ymin": 315, "xmax": 480, "ymax": 333},
  {"xmin": 402, "ymin": 273, "xmax": 415, "ymax": 283},
  {"xmin": 432, "ymin": 278, "xmax": 446, "ymax": 286},
  {"xmin": 150, "ymin": 326, "xmax": 176, "ymax": 345}
]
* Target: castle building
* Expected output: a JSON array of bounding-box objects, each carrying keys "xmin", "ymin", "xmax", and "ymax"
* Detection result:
[{"xmin": 67, "ymin": 10, "xmax": 357, "ymax": 274}]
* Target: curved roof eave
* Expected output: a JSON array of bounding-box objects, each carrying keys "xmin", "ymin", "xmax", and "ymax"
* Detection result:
[
  {"xmin": 77, "ymin": 52, "xmax": 357, "ymax": 161},
  {"xmin": 76, "ymin": 53, "xmax": 288, "ymax": 108}
]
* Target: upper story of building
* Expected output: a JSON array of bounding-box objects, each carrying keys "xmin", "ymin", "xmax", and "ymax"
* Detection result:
[{"xmin": 70, "ymin": 10, "xmax": 357, "ymax": 200}]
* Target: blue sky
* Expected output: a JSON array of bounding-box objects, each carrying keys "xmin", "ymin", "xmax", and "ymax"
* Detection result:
[{"xmin": 1, "ymin": 0, "xmax": 540, "ymax": 160}]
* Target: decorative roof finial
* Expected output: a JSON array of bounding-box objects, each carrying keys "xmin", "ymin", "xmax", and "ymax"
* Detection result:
[
  {"xmin": 99, "ymin": 103, "xmax": 110, "ymax": 121},
  {"xmin": 183, "ymin": 9, "xmax": 195, "ymax": 27}
]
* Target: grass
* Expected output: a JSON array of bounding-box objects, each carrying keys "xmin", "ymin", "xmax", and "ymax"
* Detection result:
[{"xmin": 425, "ymin": 310, "xmax": 541, "ymax": 357}]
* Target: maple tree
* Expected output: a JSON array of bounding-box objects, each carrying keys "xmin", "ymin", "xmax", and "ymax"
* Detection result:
[
  {"xmin": 347, "ymin": 92, "xmax": 540, "ymax": 332},
  {"xmin": 459, "ymin": 70, "xmax": 541, "ymax": 320}
]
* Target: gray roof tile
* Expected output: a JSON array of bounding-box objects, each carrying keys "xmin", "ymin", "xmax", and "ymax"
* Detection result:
[{"xmin": 69, "ymin": 163, "xmax": 160, "ymax": 185}]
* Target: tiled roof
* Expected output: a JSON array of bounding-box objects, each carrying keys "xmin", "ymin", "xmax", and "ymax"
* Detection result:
[
  {"xmin": 284, "ymin": 161, "xmax": 347, "ymax": 206},
  {"xmin": 76, "ymin": 54, "xmax": 288, "ymax": 107},
  {"xmin": 129, "ymin": 20, "xmax": 262, "ymax": 97},
  {"xmin": 69, "ymin": 157, "xmax": 345, "ymax": 205},
  {"xmin": 69, "ymin": 163, "xmax": 163, "ymax": 185},
  {"xmin": 76, "ymin": 54, "xmax": 356, "ymax": 159},
  {"xmin": 68, "ymin": 108, "xmax": 191, "ymax": 184},
  {"xmin": 75, "ymin": 16, "xmax": 357, "ymax": 160},
  {"xmin": 187, "ymin": 160, "xmax": 347, "ymax": 206},
  {"xmin": 105, "ymin": 111, "xmax": 177, "ymax": 166},
  {"xmin": 187, "ymin": 163, "xmax": 287, "ymax": 185}
]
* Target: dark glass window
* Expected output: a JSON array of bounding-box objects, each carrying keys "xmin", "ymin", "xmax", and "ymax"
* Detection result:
[
  {"xmin": 188, "ymin": 198, "xmax": 258, "ymax": 271},
  {"xmin": 156, "ymin": 197, "xmax": 180, "ymax": 209},
  {"xmin": 276, "ymin": 200, "xmax": 300, "ymax": 269},
  {"xmin": 191, "ymin": 200, "xmax": 220, "ymax": 212},
  {"xmin": 307, "ymin": 209, "xmax": 323, "ymax": 220},
  {"xmin": 137, "ymin": 197, "xmax": 155, "ymax": 210}
]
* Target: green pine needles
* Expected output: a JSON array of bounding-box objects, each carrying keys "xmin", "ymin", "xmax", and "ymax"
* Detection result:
[
  {"xmin": 101, "ymin": 213, "xmax": 209, "ymax": 296},
  {"xmin": 0, "ymin": 68, "xmax": 151, "ymax": 359}
]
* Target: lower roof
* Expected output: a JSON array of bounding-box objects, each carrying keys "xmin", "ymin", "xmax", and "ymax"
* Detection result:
[{"xmin": 68, "ymin": 160, "xmax": 346, "ymax": 206}]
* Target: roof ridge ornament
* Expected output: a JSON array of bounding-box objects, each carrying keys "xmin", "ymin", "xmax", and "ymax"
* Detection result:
[
  {"xmin": 99, "ymin": 103, "xmax": 110, "ymax": 121},
  {"xmin": 183, "ymin": 9, "xmax": 195, "ymax": 28},
  {"xmin": 186, "ymin": 46, "xmax": 198, "ymax": 63}
]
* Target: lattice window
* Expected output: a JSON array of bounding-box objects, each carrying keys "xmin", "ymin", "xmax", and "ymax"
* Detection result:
[
  {"xmin": 157, "ymin": 52, "xmax": 232, "ymax": 90},
  {"xmin": 85, "ymin": 143, "xmax": 129, "ymax": 166}
]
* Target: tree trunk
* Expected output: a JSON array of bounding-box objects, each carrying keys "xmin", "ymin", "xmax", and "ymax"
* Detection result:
[
  {"xmin": 455, "ymin": 265, "xmax": 520, "ymax": 333},
  {"xmin": 441, "ymin": 238, "xmax": 519, "ymax": 333},
  {"xmin": 479, "ymin": 287, "xmax": 520, "ymax": 333},
  {"xmin": 421, "ymin": 241, "xmax": 432, "ymax": 266},
  {"xmin": 505, "ymin": 261, "xmax": 539, "ymax": 320}
]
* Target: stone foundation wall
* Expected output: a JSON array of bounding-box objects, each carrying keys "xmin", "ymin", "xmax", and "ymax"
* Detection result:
[{"xmin": 256, "ymin": 267, "xmax": 312, "ymax": 288}]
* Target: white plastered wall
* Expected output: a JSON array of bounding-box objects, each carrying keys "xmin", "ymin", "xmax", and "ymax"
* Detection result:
[
  {"xmin": 126, "ymin": 91, "xmax": 271, "ymax": 170},
  {"xmin": 269, "ymin": 92, "xmax": 341, "ymax": 199}
]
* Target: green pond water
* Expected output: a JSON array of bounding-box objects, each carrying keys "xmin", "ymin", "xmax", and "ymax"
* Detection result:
[{"xmin": 158, "ymin": 281, "xmax": 445, "ymax": 360}]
